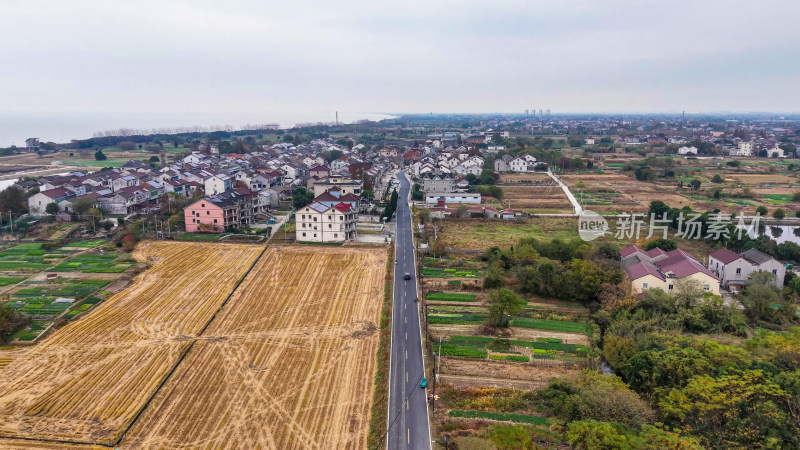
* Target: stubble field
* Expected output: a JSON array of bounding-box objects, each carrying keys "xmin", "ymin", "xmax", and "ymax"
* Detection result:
[
  {"xmin": 0, "ymin": 241, "xmax": 262, "ymax": 445},
  {"xmin": 0, "ymin": 243, "xmax": 386, "ymax": 449},
  {"xmin": 121, "ymin": 245, "xmax": 386, "ymax": 449}
]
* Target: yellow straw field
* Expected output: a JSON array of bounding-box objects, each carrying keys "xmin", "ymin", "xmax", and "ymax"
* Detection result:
[
  {"xmin": 121, "ymin": 246, "xmax": 386, "ymax": 449},
  {"xmin": 0, "ymin": 241, "xmax": 262, "ymax": 444}
]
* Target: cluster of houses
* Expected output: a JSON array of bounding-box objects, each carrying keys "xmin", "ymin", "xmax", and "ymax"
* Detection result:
[
  {"xmin": 622, "ymin": 244, "xmax": 785, "ymax": 296},
  {"xmin": 21, "ymin": 137, "xmax": 393, "ymax": 234}
]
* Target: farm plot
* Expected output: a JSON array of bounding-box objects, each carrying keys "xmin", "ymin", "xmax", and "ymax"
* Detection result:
[
  {"xmin": 3, "ymin": 279, "xmax": 111, "ymax": 341},
  {"xmin": 122, "ymin": 246, "xmax": 386, "ymax": 449},
  {"xmin": 0, "ymin": 241, "xmax": 262, "ymax": 444},
  {"xmin": 501, "ymin": 185, "xmax": 573, "ymax": 213},
  {"xmin": 49, "ymin": 252, "xmax": 135, "ymax": 273},
  {"xmin": 0, "ymin": 243, "xmax": 70, "ymax": 271}
]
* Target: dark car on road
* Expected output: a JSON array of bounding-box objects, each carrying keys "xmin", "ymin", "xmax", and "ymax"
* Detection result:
[{"xmin": 404, "ymin": 273, "xmax": 411, "ymax": 280}]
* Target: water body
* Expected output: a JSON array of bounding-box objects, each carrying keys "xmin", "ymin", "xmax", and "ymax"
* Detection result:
[
  {"xmin": 743, "ymin": 224, "xmax": 800, "ymax": 245},
  {"xmin": 0, "ymin": 111, "xmax": 397, "ymax": 147}
]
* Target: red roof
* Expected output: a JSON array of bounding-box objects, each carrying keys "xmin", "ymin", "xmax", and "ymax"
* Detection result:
[
  {"xmin": 626, "ymin": 261, "xmax": 664, "ymax": 281},
  {"xmin": 709, "ymin": 247, "xmax": 741, "ymax": 264},
  {"xmin": 620, "ymin": 245, "xmax": 643, "ymax": 258},
  {"xmin": 333, "ymin": 202, "xmax": 352, "ymax": 213}
]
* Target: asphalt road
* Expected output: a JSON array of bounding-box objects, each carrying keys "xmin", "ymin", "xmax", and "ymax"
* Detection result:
[{"xmin": 386, "ymin": 171, "xmax": 431, "ymax": 449}]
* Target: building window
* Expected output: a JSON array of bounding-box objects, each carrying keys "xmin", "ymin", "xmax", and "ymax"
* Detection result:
[
  {"xmin": 328, "ymin": 224, "xmax": 332, "ymax": 228},
  {"xmin": 773, "ymin": 269, "xmax": 778, "ymax": 274},
  {"xmin": 736, "ymin": 268, "xmax": 741, "ymax": 274},
  {"xmin": 668, "ymin": 284, "xmax": 673, "ymax": 290},
  {"xmin": 206, "ymin": 211, "xmax": 210, "ymax": 215},
  {"xmin": 642, "ymin": 282, "xmax": 648, "ymax": 289},
  {"xmin": 302, "ymin": 232, "xmax": 306, "ymax": 237},
  {"xmin": 703, "ymin": 284, "xmax": 710, "ymax": 291},
  {"xmin": 201, "ymin": 204, "xmax": 205, "ymax": 207},
  {"xmin": 313, "ymin": 234, "xmax": 316, "ymax": 238},
  {"xmin": 334, "ymin": 234, "xmax": 338, "ymax": 238},
  {"xmin": 213, "ymin": 219, "xmax": 217, "ymax": 223}
]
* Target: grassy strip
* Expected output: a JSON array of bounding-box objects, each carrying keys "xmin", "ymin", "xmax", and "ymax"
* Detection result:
[
  {"xmin": 428, "ymin": 314, "xmax": 486, "ymax": 325},
  {"xmin": 176, "ymin": 233, "xmax": 222, "ymax": 241},
  {"xmin": 448, "ymin": 409, "xmax": 548, "ymax": 426},
  {"xmin": 0, "ymin": 276, "xmax": 25, "ymax": 286},
  {"xmin": 511, "ymin": 317, "xmax": 591, "ymax": 335},
  {"xmin": 425, "ymin": 292, "xmax": 477, "ymax": 302},
  {"xmin": 440, "ymin": 343, "xmax": 488, "ymax": 358},
  {"xmin": 367, "ymin": 245, "xmax": 394, "ymax": 449},
  {"xmin": 421, "ymin": 267, "xmax": 483, "ymax": 278},
  {"xmin": 490, "ymin": 354, "xmax": 530, "ymax": 362}
]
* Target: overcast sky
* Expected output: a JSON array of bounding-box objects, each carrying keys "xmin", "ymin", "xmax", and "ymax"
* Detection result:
[{"xmin": 2, "ymin": 0, "xmax": 799, "ymax": 115}]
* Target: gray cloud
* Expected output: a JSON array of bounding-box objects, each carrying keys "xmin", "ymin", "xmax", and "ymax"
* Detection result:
[{"xmin": 1, "ymin": 0, "xmax": 798, "ymax": 114}]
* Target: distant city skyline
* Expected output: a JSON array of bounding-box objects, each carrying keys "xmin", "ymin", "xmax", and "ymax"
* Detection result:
[{"xmin": 1, "ymin": 0, "xmax": 799, "ymax": 116}]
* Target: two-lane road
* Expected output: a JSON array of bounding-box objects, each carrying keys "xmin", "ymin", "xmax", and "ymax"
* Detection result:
[{"xmin": 386, "ymin": 171, "xmax": 431, "ymax": 449}]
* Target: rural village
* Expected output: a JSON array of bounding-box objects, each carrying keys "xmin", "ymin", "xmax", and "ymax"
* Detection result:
[{"xmin": 1, "ymin": 113, "xmax": 800, "ymax": 449}]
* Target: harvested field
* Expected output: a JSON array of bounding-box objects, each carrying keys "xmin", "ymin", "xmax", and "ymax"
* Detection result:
[
  {"xmin": 501, "ymin": 186, "xmax": 572, "ymax": 212},
  {"xmin": 498, "ymin": 172, "xmax": 553, "ymax": 184},
  {"xmin": 727, "ymin": 173, "xmax": 797, "ymax": 184},
  {"xmin": 122, "ymin": 246, "xmax": 386, "ymax": 449},
  {"xmin": 439, "ymin": 217, "xmax": 577, "ymax": 250},
  {"xmin": 440, "ymin": 358, "xmax": 576, "ymax": 389},
  {"xmin": 0, "ymin": 241, "xmax": 262, "ymax": 444}
]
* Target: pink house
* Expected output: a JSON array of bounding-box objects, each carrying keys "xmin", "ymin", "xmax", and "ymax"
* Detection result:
[{"xmin": 185, "ymin": 199, "xmax": 226, "ymax": 232}]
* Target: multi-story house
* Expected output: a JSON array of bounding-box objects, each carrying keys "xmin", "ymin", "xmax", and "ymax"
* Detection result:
[
  {"xmin": 421, "ymin": 173, "xmax": 455, "ymax": 193},
  {"xmin": 311, "ymin": 175, "xmax": 363, "ymax": 197},
  {"xmin": 295, "ymin": 201, "xmax": 357, "ymax": 243},
  {"xmin": 708, "ymin": 247, "xmax": 786, "ymax": 289},
  {"xmin": 184, "ymin": 190, "xmax": 262, "ymax": 232},
  {"xmin": 204, "ymin": 173, "xmax": 233, "ymax": 195},
  {"xmin": 28, "ymin": 188, "xmax": 75, "ymax": 215}
]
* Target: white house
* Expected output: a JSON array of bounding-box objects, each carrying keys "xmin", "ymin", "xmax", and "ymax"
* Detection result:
[
  {"xmin": 425, "ymin": 193, "xmax": 482, "ymax": 205},
  {"xmin": 678, "ymin": 146, "xmax": 698, "ymax": 155},
  {"xmin": 204, "ymin": 174, "xmax": 233, "ymax": 195},
  {"xmin": 295, "ymin": 201, "xmax": 357, "ymax": 242},
  {"xmin": 509, "ymin": 156, "xmax": 529, "ymax": 172},
  {"xmin": 767, "ymin": 146, "xmax": 785, "ymax": 158},
  {"xmin": 28, "ymin": 188, "xmax": 76, "ymax": 215},
  {"xmin": 708, "ymin": 247, "xmax": 786, "ymax": 289}
]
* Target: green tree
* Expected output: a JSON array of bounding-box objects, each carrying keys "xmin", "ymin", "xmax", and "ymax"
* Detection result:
[
  {"xmin": 711, "ymin": 174, "xmax": 724, "ymax": 183},
  {"xmin": 486, "ymin": 288, "xmax": 524, "ymax": 327},
  {"xmin": 756, "ymin": 205, "xmax": 769, "ymax": 216},
  {"xmin": 648, "ymin": 201, "xmax": 670, "ymax": 218},
  {"xmin": 0, "ymin": 305, "xmax": 30, "ymax": 343},
  {"xmin": 417, "ymin": 208, "xmax": 430, "ymax": 223},
  {"xmin": 659, "ymin": 371, "xmax": 790, "ymax": 449},
  {"xmin": 0, "ymin": 186, "xmax": 27, "ymax": 214},
  {"xmin": 72, "ymin": 198, "xmax": 96, "ymax": 217},
  {"xmin": 645, "ymin": 238, "xmax": 677, "ymax": 252},
  {"xmin": 94, "ymin": 149, "xmax": 107, "ymax": 161},
  {"xmin": 291, "ymin": 188, "xmax": 314, "ymax": 209},
  {"xmin": 483, "ymin": 262, "xmax": 506, "ymax": 289},
  {"xmin": 45, "ymin": 202, "xmax": 59, "ymax": 215},
  {"xmin": 689, "ymin": 179, "xmax": 702, "ymax": 190},
  {"xmin": 774, "ymin": 208, "xmax": 786, "ymax": 220},
  {"xmin": 603, "ymin": 335, "xmax": 639, "ymax": 371},
  {"xmin": 149, "ymin": 155, "xmax": 160, "ymax": 163}
]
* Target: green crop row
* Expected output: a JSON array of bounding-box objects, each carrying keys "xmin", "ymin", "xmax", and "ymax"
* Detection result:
[
  {"xmin": 511, "ymin": 318, "xmax": 591, "ymax": 335},
  {"xmin": 0, "ymin": 276, "xmax": 25, "ymax": 286},
  {"xmin": 428, "ymin": 314, "xmax": 487, "ymax": 325},
  {"xmin": 426, "ymin": 292, "xmax": 477, "ymax": 302},
  {"xmin": 447, "ymin": 410, "xmax": 548, "ymax": 426},
  {"xmin": 490, "ymin": 354, "xmax": 530, "ymax": 362},
  {"xmin": 440, "ymin": 343, "xmax": 488, "ymax": 358}
]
